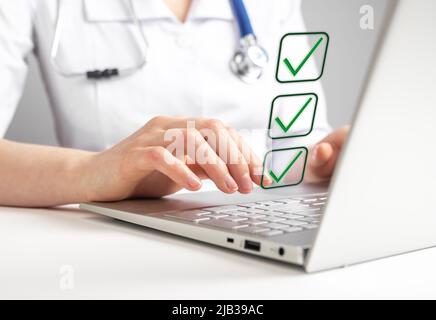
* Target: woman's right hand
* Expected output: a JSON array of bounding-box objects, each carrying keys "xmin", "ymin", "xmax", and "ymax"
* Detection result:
[{"xmin": 80, "ymin": 116, "xmax": 271, "ymax": 202}]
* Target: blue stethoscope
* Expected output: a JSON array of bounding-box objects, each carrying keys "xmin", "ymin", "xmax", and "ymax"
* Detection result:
[
  {"xmin": 229, "ymin": 0, "xmax": 269, "ymax": 83},
  {"xmin": 51, "ymin": 0, "xmax": 268, "ymax": 84}
]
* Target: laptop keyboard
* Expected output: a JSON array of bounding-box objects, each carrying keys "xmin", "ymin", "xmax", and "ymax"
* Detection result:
[{"xmin": 163, "ymin": 193, "xmax": 327, "ymax": 237}]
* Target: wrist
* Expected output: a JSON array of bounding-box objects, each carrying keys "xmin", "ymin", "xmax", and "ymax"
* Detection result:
[{"xmin": 66, "ymin": 150, "xmax": 97, "ymax": 203}]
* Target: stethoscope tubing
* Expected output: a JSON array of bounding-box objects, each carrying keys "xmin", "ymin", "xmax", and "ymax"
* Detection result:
[
  {"xmin": 50, "ymin": 0, "xmax": 148, "ymax": 79},
  {"xmin": 230, "ymin": 0, "xmax": 254, "ymax": 37}
]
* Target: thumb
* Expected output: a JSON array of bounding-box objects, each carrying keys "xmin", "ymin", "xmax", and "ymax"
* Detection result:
[
  {"xmin": 310, "ymin": 142, "xmax": 334, "ymax": 168},
  {"xmin": 305, "ymin": 142, "xmax": 336, "ymax": 183}
]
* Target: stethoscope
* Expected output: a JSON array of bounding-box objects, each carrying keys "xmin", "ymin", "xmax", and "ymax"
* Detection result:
[{"xmin": 50, "ymin": 0, "xmax": 268, "ymax": 84}]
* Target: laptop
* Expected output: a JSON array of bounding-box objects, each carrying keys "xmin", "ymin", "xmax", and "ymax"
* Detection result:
[{"xmin": 81, "ymin": 0, "xmax": 436, "ymax": 273}]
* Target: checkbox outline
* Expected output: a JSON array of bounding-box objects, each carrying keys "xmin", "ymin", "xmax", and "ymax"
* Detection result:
[
  {"xmin": 260, "ymin": 147, "xmax": 309, "ymax": 190},
  {"xmin": 267, "ymin": 93, "xmax": 319, "ymax": 140},
  {"xmin": 275, "ymin": 32, "xmax": 330, "ymax": 83}
]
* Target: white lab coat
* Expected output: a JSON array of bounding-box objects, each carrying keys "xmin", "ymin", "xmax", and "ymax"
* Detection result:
[{"xmin": 0, "ymin": 0, "xmax": 331, "ymax": 155}]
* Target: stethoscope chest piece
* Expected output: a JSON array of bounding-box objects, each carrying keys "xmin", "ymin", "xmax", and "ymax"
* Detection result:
[
  {"xmin": 229, "ymin": 0, "xmax": 269, "ymax": 84},
  {"xmin": 230, "ymin": 34, "xmax": 269, "ymax": 84}
]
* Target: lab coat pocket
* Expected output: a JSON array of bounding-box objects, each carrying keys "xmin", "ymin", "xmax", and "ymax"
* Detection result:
[
  {"xmin": 72, "ymin": 0, "xmax": 149, "ymax": 147},
  {"xmin": 52, "ymin": 0, "xmax": 143, "ymax": 75}
]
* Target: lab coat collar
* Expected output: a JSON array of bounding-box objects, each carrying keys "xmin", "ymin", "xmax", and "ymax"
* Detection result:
[
  {"xmin": 188, "ymin": 0, "xmax": 234, "ymax": 21},
  {"xmin": 84, "ymin": 0, "xmax": 234, "ymax": 22}
]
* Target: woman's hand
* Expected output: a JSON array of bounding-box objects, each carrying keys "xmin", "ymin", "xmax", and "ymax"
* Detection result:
[
  {"xmin": 81, "ymin": 116, "xmax": 271, "ymax": 202},
  {"xmin": 305, "ymin": 125, "xmax": 350, "ymax": 183},
  {"xmin": 0, "ymin": 122, "xmax": 348, "ymax": 208}
]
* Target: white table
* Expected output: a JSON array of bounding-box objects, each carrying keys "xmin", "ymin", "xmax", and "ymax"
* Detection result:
[{"xmin": 1, "ymin": 203, "xmax": 436, "ymax": 299}]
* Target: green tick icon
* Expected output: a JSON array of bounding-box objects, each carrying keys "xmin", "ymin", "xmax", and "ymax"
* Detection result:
[
  {"xmin": 268, "ymin": 94, "xmax": 318, "ymax": 139},
  {"xmin": 268, "ymin": 150, "xmax": 303, "ymax": 183},
  {"xmin": 274, "ymin": 97, "xmax": 312, "ymax": 133},
  {"xmin": 276, "ymin": 32, "xmax": 329, "ymax": 83},
  {"xmin": 261, "ymin": 147, "xmax": 308, "ymax": 189},
  {"xmin": 283, "ymin": 37, "xmax": 323, "ymax": 77}
]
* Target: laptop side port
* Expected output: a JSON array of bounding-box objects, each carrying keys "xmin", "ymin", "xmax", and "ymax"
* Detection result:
[{"xmin": 244, "ymin": 240, "xmax": 261, "ymax": 252}]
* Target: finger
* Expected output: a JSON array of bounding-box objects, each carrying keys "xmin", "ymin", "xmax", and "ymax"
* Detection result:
[
  {"xmin": 322, "ymin": 125, "xmax": 350, "ymax": 150},
  {"xmin": 138, "ymin": 147, "xmax": 203, "ymax": 191},
  {"xmin": 188, "ymin": 163, "xmax": 209, "ymax": 180},
  {"xmin": 311, "ymin": 142, "xmax": 334, "ymax": 168},
  {"xmin": 308, "ymin": 142, "xmax": 337, "ymax": 180},
  {"xmin": 227, "ymin": 127, "xmax": 272, "ymax": 187},
  {"xmin": 306, "ymin": 126, "xmax": 350, "ymax": 182},
  {"xmin": 138, "ymin": 125, "xmax": 239, "ymax": 194},
  {"xmin": 197, "ymin": 119, "xmax": 253, "ymax": 194},
  {"xmin": 187, "ymin": 129, "xmax": 239, "ymax": 194},
  {"xmin": 150, "ymin": 116, "xmax": 256, "ymax": 188},
  {"xmin": 144, "ymin": 116, "xmax": 184, "ymax": 131},
  {"xmin": 148, "ymin": 116, "xmax": 200, "ymax": 131}
]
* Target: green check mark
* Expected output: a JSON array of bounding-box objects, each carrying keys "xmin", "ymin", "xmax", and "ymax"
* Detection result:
[
  {"xmin": 274, "ymin": 97, "xmax": 313, "ymax": 133},
  {"xmin": 283, "ymin": 36, "xmax": 324, "ymax": 77},
  {"xmin": 269, "ymin": 150, "xmax": 304, "ymax": 183}
]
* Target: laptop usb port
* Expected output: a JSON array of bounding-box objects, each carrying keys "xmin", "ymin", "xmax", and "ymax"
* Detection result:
[{"xmin": 244, "ymin": 240, "xmax": 261, "ymax": 252}]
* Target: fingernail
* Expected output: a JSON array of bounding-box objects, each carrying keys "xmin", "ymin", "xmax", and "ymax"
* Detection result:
[
  {"xmin": 188, "ymin": 175, "xmax": 202, "ymax": 189},
  {"xmin": 311, "ymin": 145, "xmax": 320, "ymax": 162},
  {"xmin": 263, "ymin": 174, "xmax": 273, "ymax": 186},
  {"xmin": 240, "ymin": 173, "xmax": 253, "ymax": 192},
  {"xmin": 225, "ymin": 174, "xmax": 238, "ymax": 192}
]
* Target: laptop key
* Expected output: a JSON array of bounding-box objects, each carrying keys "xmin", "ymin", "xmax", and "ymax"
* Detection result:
[
  {"xmin": 258, "ymin": 230, "xmax": 284, "ymax": 237},
  {"xmin": 178, "ymin": 210, "xmax": 210, "ymax": 216},
  {"xmin": 260, "ymin": 211, "xmax": 284, "ymax": 217},
  {"xmin": 203, "ymin": 214, "xmax": 229, "ymax": 219},
  {"xmin": 283, "ymin": 227, "xmax": 304, "ymax": 233},
  {"xmin": 203, "ymin": 205, "xmax": 243, "ymax": 213},
  {"xmin": 249, "ymin": 214, "xmax": 267, "ymax": 219},
  {"xmin": 298, "ymin": 213, "xmax": 322, "ymax": 218},
  {"xmin": 238, "ymin": 226, "xmax": 270, "ymax": 234},
  {"xmin": 259, "ymin": 216, "xmax": 286, "ymax": 223},
  {"xmin": 165, "ymin": 212, "xmax": 211, "ymax": 223},
  {"xmin": 289, "ymin": 210, "xmax": 321, "ymax": 216},
  {"xmin": 280, "ymin": 220, "xmax": 308, "ymax": 227},
  {"xmin": 277, "ymin": 199, "xmax": 301, "ymax": 204},
  {"xmin": 311, "ymin": 202, "xmax": 326, "ymax": 207},
  {"xmin": 280, "ymin": 213, "xmax": 304, "ymax": 219},
  {"xmin": 229, "ymin": 211, "xmax": 249, "ymax": 216},
  {"xmin": 263, "ymin": 223, "xmax": 288, "ymax": 230},
  {"xmin": 299, "ymin": 217, "xmax": 321, "ymax": 223},
  {"xmin": 302, "ymin": 198, "xmax": 318, "ymax": 203},
  {"xmin": 240, "ymin": 208, "xmax": 268, "ymax": 214},
  {"xmin": 299, "ymin": 207, "xmax": 322, "ymax": 211},
  {"xmin": 199, "ymin": 219, "xmax": 248, "ymax": 230},
  {"xmin": 256, "ymin": 201, "xmax": 286, "ymax": 206},
  {"xmin": 297, "ymin": 210, "xmax": 322, "ymax": 216},
  {"xmin": 272, "ymin": 204, "xmax": 310, "ymax": 212},
  {"xmin": 223, "ymin": 210, "xmax": 244, "ymax": 216},
  {"xmin": 238, "ymin": 202, "xmax": 261, "ymax": 208},
  {"xmin": 244, "ymin": 219, "xmax": 268, "ymax": 226},
  {"xmin": 303, "ymin": 224, "xmax": 319, "ymax": 230},
  {"xmin": 223, "ymin": 216, "xmax": 249, "ymax": 222}
]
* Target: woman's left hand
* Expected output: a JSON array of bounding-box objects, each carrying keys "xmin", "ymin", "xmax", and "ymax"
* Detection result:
[{"xmin": 305, "ymin": 125, "xmax": 350, "ymax": 183}]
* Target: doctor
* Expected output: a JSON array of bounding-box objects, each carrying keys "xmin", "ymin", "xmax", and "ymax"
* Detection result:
[{"xmin": 0, "ymin": 0, "xmax": 348, "ymax": 207}]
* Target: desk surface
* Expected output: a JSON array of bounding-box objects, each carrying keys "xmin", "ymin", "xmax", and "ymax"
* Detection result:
[{"xmin": 1, "ymin": 203, "xmax": 435, "ymax": 299}]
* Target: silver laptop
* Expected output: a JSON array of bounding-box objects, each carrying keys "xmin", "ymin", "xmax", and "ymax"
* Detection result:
[{"xmin": 81, "ymin": 0, "xmax": 436, "ymax": 273}]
